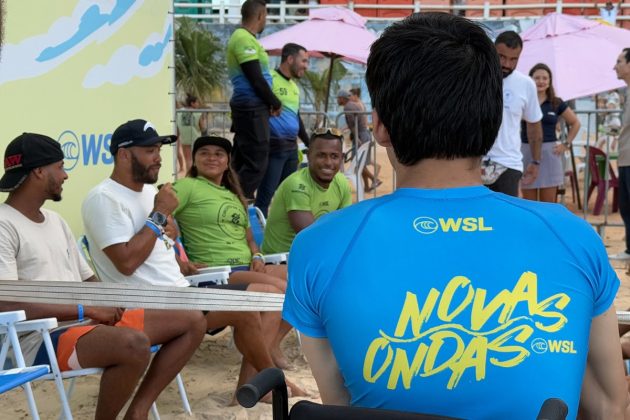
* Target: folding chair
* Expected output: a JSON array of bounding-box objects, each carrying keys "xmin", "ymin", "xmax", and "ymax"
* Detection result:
[
  {"xmin": 343, "ymin": 141, "xmax": 371, "ymax": 202},
  {"xmin": 0, "ymin": 310, "xmax": 51, "ymax": 420},
  {"xmin": 247, "ymin": 206, "xmax": 288, "ymax": 265},
  {"xmin": 237, "ymin": 368, "xmax": 568, "ymax": 420}
]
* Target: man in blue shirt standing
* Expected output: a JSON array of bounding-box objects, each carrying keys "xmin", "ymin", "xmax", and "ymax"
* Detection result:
[{"xmin": 283, "ymin": 13, "xmax": 628, "ymax": 419}]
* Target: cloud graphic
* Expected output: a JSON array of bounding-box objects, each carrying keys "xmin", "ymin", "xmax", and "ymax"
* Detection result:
[
  {"xmin": 82, "ymin": 19, "xmax": 172, "ymax": 88},
  {"xmin": 138, "ymin": 23, "xmax": 172, "ymax": 66},
  {"xmin": 38, "ymin": 0, "xmax": 135, "ymax": 62},
  {"xmin": 0, "ymin": 0, "xmax": 143, "ymax": 85}
]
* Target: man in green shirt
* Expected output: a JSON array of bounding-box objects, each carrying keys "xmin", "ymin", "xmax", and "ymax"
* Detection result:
[
  {"xmin": 262, "ymin": 129, "xmax": 352, "ymax": 254},
  {"xmin": 227, "ymin": 0, "xmax": 281, "ymax": 200}
]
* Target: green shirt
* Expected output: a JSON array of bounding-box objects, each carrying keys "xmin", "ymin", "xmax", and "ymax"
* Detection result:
[
  {"xmin": 227, "ymin": 28, "xmax": 272, "ymax": 107},
  {"xmin": 261, "ymin": 167, "xmax": 352, "ymax": 254},
  {"xmin": 173, "ymin": 177, "xmax": 251, "ymax": 267}
]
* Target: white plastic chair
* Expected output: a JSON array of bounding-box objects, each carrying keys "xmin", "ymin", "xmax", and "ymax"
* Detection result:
[
  {"xmin": 343, "ymin": 141, "xmax": 371, "ymax": 202},
  {"xmin": 0, "ymin": 310, "xmax": 51, "ymax": 420}
]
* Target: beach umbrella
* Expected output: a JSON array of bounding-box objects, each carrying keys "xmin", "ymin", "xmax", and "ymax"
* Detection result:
[
  {"xmin": 516, "ymin": 13, "xmax": 630, "ymax": 100},
  {"xmin": 259, "ymin": 7, "xmax": 377, "ymax": 113}
]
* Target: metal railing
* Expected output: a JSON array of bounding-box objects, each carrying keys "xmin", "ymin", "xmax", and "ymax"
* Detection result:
[{"xmin": 174, "ymin": 1, "xmax": 629, "ymax": 23}]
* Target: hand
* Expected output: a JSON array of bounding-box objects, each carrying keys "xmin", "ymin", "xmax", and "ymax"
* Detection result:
[
  {"xmin": 153, "ymin": 183, "xmax": 178, "ymax": 215},
  {"xmin": 270, "ymin": 107, "xmax": 281, "ymax": 117},
  {"xmin": 192, "ymin": 262, "xmax": 208, "ymax": 270},
  {"xmin": 164, "ymin": 215, "xmax": 179, "ymax": 240},
  {"xmin": 180, "ymin": 260, "xmax": 200, "ymax": 276},
  {"xmin": 552, "ymin": 143, "xmax": 567, "ymax": 156},
  {"xmin": 84, "ymin": 306, "xmax": 125, "ymax": 326},
  {"xmin": 250, "ymin": 257, "xmax": 265, "ymax": 273},
  {"xmin": 521, "ymin": 162, "xmax": 539, "ymax": 186}
]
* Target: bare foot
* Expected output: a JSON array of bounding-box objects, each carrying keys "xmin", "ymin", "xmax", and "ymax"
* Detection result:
[
  {"xmin": 286, "ymin": 378, "xmax": 308, "ymax": 397},
  {"xmin": 271, "ymin": 347, "xmax": 293, "ymax": 370}
]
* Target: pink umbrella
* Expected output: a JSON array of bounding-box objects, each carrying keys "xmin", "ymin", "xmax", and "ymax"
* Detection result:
[
  {"xmin": 259, "ymin": 7, "xmax": 377, "ymax": 111},
  {"xmin": 516, "ymin": 13, "xmax": 629, "ymax": 100}
]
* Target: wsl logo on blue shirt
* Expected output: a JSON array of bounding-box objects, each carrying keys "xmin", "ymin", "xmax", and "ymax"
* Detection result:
[
  {"xmin": 413, "ymin": 216, "xmax": 493, "ymax": 234},
  {"xmin": 58, "ymin": 130, "xmax": 114, "ymax": 171}
]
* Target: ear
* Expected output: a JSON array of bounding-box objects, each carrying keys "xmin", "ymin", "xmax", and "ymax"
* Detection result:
[
  {"xmin": 372, "ymin": 110, "xmax": 392, "ymax": 148},
  {"xmin": 30, "ymin": 167, "xmax": 46, "ymax": 181}
]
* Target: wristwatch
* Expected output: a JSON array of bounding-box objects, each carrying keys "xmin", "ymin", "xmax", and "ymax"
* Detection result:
[{"xmin": 149, "ymin": 211, "xmax": 168, "ymax": 227}]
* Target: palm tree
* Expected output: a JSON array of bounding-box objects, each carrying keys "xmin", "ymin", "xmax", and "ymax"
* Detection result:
[
  {"xmin": 299, "ymin": 59, "xmax": 348, "ymax": 113},
  {"xmin": 175, "ymin": 17, "xmax": 226, "ymax": 103}
]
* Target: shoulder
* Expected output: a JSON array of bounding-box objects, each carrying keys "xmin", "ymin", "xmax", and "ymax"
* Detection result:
[
  {"xmin": 332, "ymin": 173, "xmax": 351, "ymax": 191},
  {"xmin": 293, "ymin": 197, "xmax": 386, "ymax": 251}
]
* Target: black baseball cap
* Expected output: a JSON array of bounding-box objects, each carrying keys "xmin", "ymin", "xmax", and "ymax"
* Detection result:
[
  {"xmin": 110, "ymin": 119, "xmax": 177, "ymax": 155},
  {"xmin": 192, "ymin": 136, "xmax": 233, "ymax": 156},
  {"xmin": 0, "ymin": 133, "xmax": 65, "ymax": 192}
]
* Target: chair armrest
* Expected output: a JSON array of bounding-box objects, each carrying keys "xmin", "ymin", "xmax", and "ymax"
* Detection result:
[
  {"xmin": 237, "ymin": 367, "xmax": 288, "ymax": 408},
  {"xmin": 186, "ymin": 271, "xmax": 230, "ymax": 287},
  {"xmin": 14, "ymin": 318, "xmax": 58, "ymax": 332},
  {"xmin": 0, "ymin": 311, "xmax": 26, "ymax": 324},
  {"xmin": 264, "ymin": 253, "xmax": 288, "ymax": 265},
  {"xmin": 196, "ymin": 266, "xmax": 232, "ymax": 275}
]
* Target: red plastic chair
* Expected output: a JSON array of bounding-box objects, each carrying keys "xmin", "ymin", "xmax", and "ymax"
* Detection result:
[{"xmin": 587, "ymin": 146, "xmax": 619, "ymax": 215}]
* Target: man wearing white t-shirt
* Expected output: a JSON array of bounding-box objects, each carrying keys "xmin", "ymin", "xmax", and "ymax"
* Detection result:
[
  {"xmin": 82, "ymin": 119, "xmax": 305, "ymax": 400},
  {"xmin": 484, "ymin": 31, "xmax": 543, "ymax": 197},
  {"xmin": 0, "ymin": 133, "xmax": 205, "ymax": 419}
]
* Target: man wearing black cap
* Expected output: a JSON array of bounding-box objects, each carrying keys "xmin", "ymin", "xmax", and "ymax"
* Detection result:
[
  {"xmin": 82, "ymin": 120, "xmax": 305, "ymax": 401},
  {"xmin": 0, "ymin": 132, "xmax": 206, "ymax": 419}
]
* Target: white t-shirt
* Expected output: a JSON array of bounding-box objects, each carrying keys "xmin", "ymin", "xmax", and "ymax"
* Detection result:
[
  {"xmin": 0, "ymin": 205, "xmax": 94, "ymax": 368},
  {"xmin": 486, "ymin": 70, "xmax": 542, "ymax": 172},
  {"xmin": 0, "ymin": 205, "xmax": 92, "ymax": 282},
  {"xmin": 81, "ymin": 178, "xmax": 188, "ymax": 288}
]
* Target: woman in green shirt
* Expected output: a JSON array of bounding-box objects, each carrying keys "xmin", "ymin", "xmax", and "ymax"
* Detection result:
[
  {"xmin": 173, "ymin": 136, "xmax": 287, "ymax": 293},
  {"xmin": 173, "ymin": 136, "xmax": 293, "ymax": 369}
]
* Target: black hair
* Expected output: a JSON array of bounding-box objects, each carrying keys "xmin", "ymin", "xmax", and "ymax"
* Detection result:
[
  {"xmin": 281, "ymin": 43, "xmax": 306, "ymax": 63},
  {"xmin": 624, "ymin": 48, "xmax": 630, "ymax": 63},
  {"xmin": 309, "ymin": 133, "xmax": 344, "ymax": 148},
  {"xmin": 185, "ymin": 93, "xmax": 198, "ymax": 106},
  {"xmin": 241, "ymin": 0, "xmax": 266, "ymax": 22},
  {"xmin": 365, "ymin": 12, "xmax": 502, "ymax": 166},
  {"xmin": 495, "ymin": 30, "xmax": 523, "ymax": 50},
  {"xmin": 187, "ymin": 149, "xmax": 248, "ymax": 211}
]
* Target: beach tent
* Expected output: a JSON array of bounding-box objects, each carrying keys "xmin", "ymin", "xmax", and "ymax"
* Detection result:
[
  {"xmin": 259, "ymin": 7, "xmax": 377, "ymax": 112},
  {"xmin": 516, "ymin": 13, "xmax": 630, "ymax": 100}
]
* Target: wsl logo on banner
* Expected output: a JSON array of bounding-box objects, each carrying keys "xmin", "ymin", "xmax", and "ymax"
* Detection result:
[{"xmin": 58, "ymin": 130, "xmax": 114, "ymax": 171}]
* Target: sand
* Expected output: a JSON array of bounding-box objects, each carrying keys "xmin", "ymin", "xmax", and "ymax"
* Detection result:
[{"xmin": 2, "ymin": 143, "xmax": 630, "ymax": 419}]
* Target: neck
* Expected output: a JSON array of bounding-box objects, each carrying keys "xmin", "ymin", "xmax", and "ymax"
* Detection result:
[
  {"xmin": 277, "ymin": 64, "xmax": 291, "ymax": 80},
  {"xmin": 394, "ymin": 157, "xmax": 483, "ymax": 189},
  {"xmin": 201, "ymin": 173, "xmax": 223, "ymax": 186},
  {"xmin": 242, "ymin": 22, "xmax": 258, "ymax": 36},
  {"xmin": 537, "ymin": 92, "xmax": 547, "ymax": 103},
  {"xmin": 5, "ymin": 189, "xmax": 47, "ymax": 222},
  {"xmin": 110, "ymin": 166, "xmax": 143, "ymax": 192}
]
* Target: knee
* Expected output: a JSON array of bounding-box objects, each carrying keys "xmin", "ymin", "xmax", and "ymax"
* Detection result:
[
  {"xmin": 191, "ymin": 311, "xmax": 207, "ymax": 338},
  {"xmin": 247, "ymin": 283, "xmax": 284, "ymax": 295},
  {"xmin": 230, "ymin": 311, "xmax": 262, "ymax": 329},
  {"xmin": 119, "ymin": 330, "xmax": 151, "ymax": 367}
]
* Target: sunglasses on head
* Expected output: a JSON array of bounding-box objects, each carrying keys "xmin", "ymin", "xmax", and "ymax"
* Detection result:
[{"xmin": 310, "ymin": 127, "xmax": 344, "ymax": 140}]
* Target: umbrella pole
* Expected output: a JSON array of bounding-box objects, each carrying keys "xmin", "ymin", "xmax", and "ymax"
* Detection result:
[{"xmin": 323, "ymin": 56, "xmax": 335, "ymax": 125}]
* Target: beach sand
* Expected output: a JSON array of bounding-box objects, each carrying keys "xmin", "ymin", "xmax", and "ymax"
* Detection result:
[{"xmin": 2, "ymin": 143, "xmax": 630, "ymax": 419}]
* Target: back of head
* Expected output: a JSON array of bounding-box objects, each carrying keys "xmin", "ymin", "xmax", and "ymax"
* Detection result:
[
  {"xmin": 495, "ymin": 30, "xmax": 523, "ymax": 49},
  {"xmin": 366, "ymin": 13, "xmax": 502, "ymax": 166},
  {"xmin": 241, "ymin": 0, "xmax": 266, "ymax": 22}
]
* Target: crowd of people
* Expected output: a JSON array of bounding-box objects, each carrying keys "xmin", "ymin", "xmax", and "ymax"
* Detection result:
[{"xmin": 3, "ymin": 0, "xmax": 630, "ymax": 418}]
